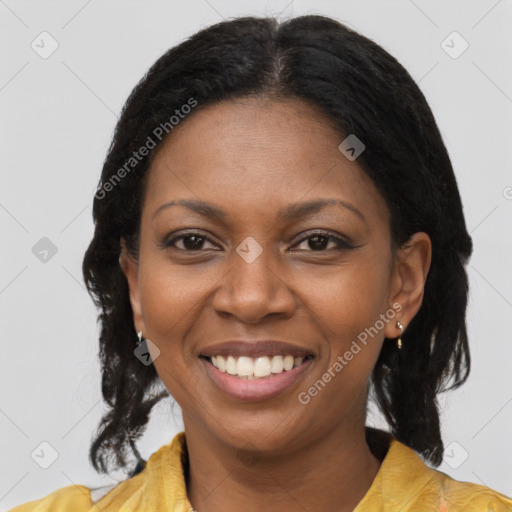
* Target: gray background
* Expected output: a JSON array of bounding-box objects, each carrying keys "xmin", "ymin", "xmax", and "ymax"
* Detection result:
[{"xmin": 1, "ymin": 0, "xmax": 511, "ymax": 508}]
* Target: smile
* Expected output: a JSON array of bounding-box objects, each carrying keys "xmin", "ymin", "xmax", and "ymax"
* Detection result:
[
  {"xmin": 208, "ymin": 354, "xmax": 309, "ymax": 378},
  {"xmin": 199, "ymin": 355, "xmax": 314, "ymax": 401}
]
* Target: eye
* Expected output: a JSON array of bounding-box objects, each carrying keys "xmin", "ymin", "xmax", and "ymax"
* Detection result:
[
  {"xmin": 291, "ymin": 231, "xmax": 353, "ymax": 252},
  {"xmin": 164, "ymin": 232, "xmax": 219, "ymax": 252},
  {"xmin": 162, "ymin": 230, "xmax": 354, "ymax": 253}
]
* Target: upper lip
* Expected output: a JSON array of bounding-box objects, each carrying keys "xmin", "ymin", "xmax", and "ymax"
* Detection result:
[{"xmin": 200, "ymin": 341, "xmax": 315, "ymax": 359}]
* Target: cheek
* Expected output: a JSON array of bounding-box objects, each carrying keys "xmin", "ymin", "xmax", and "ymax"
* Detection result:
[
  {"xmin": 303, "ymin": 257, "xmax": 391, "ymax": 340},
  {"xmin": 138, "ymin": 256, "xmax": 211, "ymax": 339},
  {"xmin": 298, "ymin": 254, "xmax": 391, "ymax": 398},
  {"xmin": 137, "ymin": 258, "xmax": 208, "ymax": 402}
]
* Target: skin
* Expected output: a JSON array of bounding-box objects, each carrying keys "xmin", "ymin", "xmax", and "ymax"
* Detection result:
[{"xmin": 120, "ymin": 96, "xmax": 431, "ymax": 512}]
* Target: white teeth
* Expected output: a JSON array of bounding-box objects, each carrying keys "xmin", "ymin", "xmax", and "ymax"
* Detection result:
[
  {"xmin": 226, "ymin": 356, "xmax": 237, "ymax": 375},
  {"xmin": 254, "ymin": 357, "xmax": 272, "ymax": 377},
  {"xmin": 271, "ymin": 355, "xmax": 284, "ymax": 373},
  {"xmin": 283, "ymin": 355, "xmax": 294, "ymax": 371},
  {"xmin": 237, "ymin": 356, "xmax": 254, "ymax": 376},
  {"xmin": 216, "ymin": 355, "xmax": 226, "ymax": 372},
  {"xmin": 207, "ymin": 354, "xmax": 308, "ymax": 378}
]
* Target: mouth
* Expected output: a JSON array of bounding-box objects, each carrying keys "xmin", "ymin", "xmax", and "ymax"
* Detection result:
[
  {"xmin": 199, "ymin": 354, "xmax": 314, "ymax": 379},
  {"xmin": 198, "ymin": 343, "xmax": 315, "ymax": 402}
]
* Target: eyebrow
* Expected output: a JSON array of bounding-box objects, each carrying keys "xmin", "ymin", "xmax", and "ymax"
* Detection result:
[{"xmin": 152, "ymin": 198, "xmax": 366, "ymax": 224}]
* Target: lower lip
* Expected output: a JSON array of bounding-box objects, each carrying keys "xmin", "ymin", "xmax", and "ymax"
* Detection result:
[{"xmin": 201, "ymin": 357, "xmax": 314, "ymax": 402}]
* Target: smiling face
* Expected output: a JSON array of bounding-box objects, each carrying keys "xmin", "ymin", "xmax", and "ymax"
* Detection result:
[{"xmin": 121, "ymin": 95, "xmax": 430, "ymax": 456}]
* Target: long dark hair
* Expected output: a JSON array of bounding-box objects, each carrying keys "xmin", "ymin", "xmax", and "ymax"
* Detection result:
[{"xmin": 83, "ymin": 14, "xmax": 472, "ymax": 477}]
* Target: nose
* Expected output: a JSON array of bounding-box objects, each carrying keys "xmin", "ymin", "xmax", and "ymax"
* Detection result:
[{"xmin": 211, "ymin": 241, "xmax": 296, "ymax": 324}]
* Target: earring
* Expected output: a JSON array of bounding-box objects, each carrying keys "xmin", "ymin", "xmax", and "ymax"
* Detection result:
[
  {"xmin": 136, "ymin": 331, "xmax": 143, "ymax": 346},
  {"xmin": 396, "ymin": 321, "xmax": 404, "ymax": 350}
]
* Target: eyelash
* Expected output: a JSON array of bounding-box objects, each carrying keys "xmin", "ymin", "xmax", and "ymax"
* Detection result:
[{"xmin": 162, "ymin": 230, "xmax": 354, "ymax": 253}]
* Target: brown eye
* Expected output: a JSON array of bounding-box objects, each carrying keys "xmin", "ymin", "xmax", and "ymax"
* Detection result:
[
  {"xmin": 292, "ymin": 231, "xmax": 353, "ymax": 252},
  {"xmin": 165, "ymin": 233, "xmax": 218, "ymax": 251}
]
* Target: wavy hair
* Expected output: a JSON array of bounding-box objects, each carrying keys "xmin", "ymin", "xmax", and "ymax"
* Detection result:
[{"xmin": 83, "ymin": 14, "xmax": 472, "ymax": 477}]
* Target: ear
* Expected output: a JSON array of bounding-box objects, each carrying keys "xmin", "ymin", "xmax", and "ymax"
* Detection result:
[
  {"xmin": 119, "ymin": 238, "xmax": 145, "ymax": 335},
  {"xmin": 384, "ymin": 232, "xmax": 432, "ymax": 339}
]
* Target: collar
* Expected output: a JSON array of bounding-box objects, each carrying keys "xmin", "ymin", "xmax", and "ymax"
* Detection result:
[
  {"xmin": 92, "ymin": 428, "xmax": 512, "ymax": 511},
  {"xmin": 355, "ymin": 427, "xmax": 437, "ymax": 511},
  {"xmin": 151, "ymin": 427, "xmax": 437, "ymax": 511}
]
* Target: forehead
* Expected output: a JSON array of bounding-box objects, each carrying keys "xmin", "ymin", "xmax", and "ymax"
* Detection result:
[{"xmin": 144, "ymin": 96, "xmax": 389, "ymax": 227}]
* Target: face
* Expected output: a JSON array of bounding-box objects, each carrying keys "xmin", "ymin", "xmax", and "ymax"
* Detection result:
[{"xmin": 121, "ymin": 96, "xmax": 430, "ymax": 455}]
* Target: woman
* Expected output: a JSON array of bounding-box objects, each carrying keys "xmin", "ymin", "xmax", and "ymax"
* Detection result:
[{"xmin": 11, "ymin": 14, "xmax": 512, "ymax": 512}]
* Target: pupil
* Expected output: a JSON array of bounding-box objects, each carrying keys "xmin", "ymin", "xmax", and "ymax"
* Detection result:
[
  {"xmin": 184, "ymin": 235, "xmax": 203, "ymax": 250},
  {"xmin": 181, "ymin": 235, "xmax": 329, "ymax": 251},
  {"xmin": 309, "ymin": 235, "xmax": 328, "ymax": 250}
]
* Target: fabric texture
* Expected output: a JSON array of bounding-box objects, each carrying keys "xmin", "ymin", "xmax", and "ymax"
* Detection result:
[{"xmin": 9, "ymin": 429, "xmax": 512, "ymax": 511}]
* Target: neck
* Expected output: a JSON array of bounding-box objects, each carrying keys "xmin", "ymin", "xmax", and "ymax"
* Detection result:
[{"xmin": 183, "ymin": 421, "xmax": 384, "ymax": 512}]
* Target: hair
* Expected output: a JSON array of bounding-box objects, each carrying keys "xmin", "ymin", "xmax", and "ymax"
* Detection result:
[{"xmin": 82, "ymin": 14, "xmax": 472, "ymax": 478}]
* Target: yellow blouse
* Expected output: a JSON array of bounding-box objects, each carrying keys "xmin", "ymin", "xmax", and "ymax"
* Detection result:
[{"xmin": 9, "ymin": 430, "xmax": 512, "ymax": 511}]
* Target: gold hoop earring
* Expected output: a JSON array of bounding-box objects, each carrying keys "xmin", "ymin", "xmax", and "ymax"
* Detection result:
[{"xmin": 396, "ymin": 321, "xmax": 404, "ymax": 349}]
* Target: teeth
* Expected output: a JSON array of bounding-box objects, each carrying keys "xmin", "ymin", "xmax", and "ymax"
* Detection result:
[
  {"xmin": 237, "ymin": 356, "xmax": 254, "ymax": 376},
  {"xmin": 209, "ymin": 354, "xmax": 308, "ymax": 378},
  {"xmin": 254, "ymin": 357, "xmax": 271, "ymax": 377},
  {"xmin": 271, "ymin": 355, "xmax": 284, "ymax": 373},
  {"xmin": 217, "ymin": 355, "xmax": 226, "ymax": 372},
  {"xmin": 283, "ymin": 355, "xmax": 294, "ymax": 371},
  {"xmin": 226, "ymin": 356, "xmax": 237, "ymax": 375}
]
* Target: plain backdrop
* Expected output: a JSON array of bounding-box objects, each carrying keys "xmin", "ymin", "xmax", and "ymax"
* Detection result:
[{"xmin": 1, "ymin": 0, "xmax": 511, "ymax": 509}]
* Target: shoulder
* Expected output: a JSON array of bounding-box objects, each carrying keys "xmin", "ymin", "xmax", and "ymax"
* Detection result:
[
  {"xmin": 427, "ymin": 469, "xmax": 512, "ymax": 511},
  {"xmin": 395, "ymin": 445, "xmax": 512, "ymax": 512},
  {"xmin": 8, "ymin": 484, "xmax": 93, "ymax": 511},
  {"xmin": 381, "ymin": 438, "xmax": 512, "ymax": 511},
  {"xmin": 8, "ymin": 479, "xmax": 143, "ymax": 512},
  {"xmin": 8, "ymin": 433, "xmax": 187, "ymax": 512}
]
